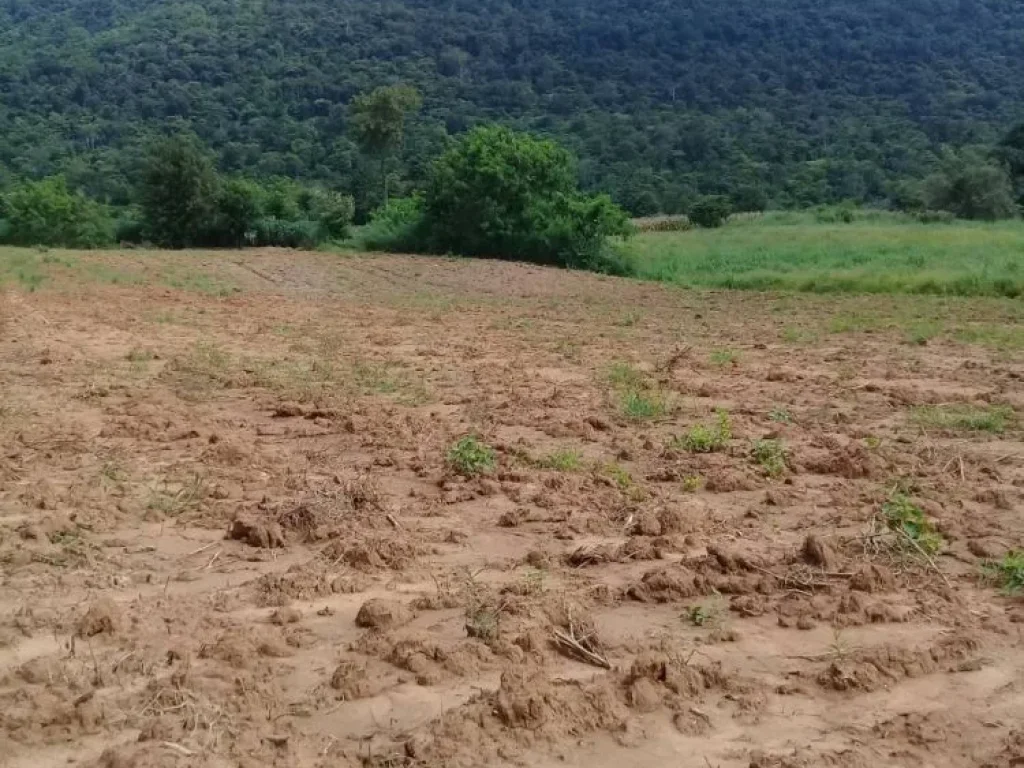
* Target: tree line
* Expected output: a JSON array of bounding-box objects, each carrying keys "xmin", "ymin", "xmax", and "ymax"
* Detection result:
[{"xmin": 2, "ymin": 0, "xmax": 1024, "ymax": 215}]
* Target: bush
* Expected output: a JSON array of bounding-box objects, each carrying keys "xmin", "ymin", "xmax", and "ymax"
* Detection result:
[
  {"xmin": 923, "ymin": 149, "xmax": 1018, "ymax": 221},
  {"xmin": 251, "ymin": 218, "xmax": 321, "ymax": 249},
  {"xmin": 688, "ymin": 195, "xmax": 732, "ymax": 228},
  {"xmin": 914, "ymin": 209, "xmax": 956, "ymax": 224},
  {"xmin": 305, "ymin": 188, "xmax": 355, "ymax": 240},
  {"xmin": 814, "ymin": 202, "xmax": 857, "ymax": 223},
  {"xmin": 139, "ymin": 135, "xmax": 220, "ymax": 247},
  {"xmin": 422, "ymin": 125, "xmax": 634, "ymax": 271},
  {"xmin": 2, "ymin": 176, "xmax": 115, "ymax": 248},
  {"xmin": 357, "ymin": 196, "xmax": 427, "ymax": 252}
]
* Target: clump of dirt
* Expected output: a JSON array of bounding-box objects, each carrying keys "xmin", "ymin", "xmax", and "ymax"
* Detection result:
[
  {"xmin": 563, "ymin": 537, "xmax": 667, "ymax": 567},
  {"xmin": 322, "ymin": 533, "xmax": 418, "ymax": 571},
  {"xmin": 329, "ymin": 660, "xmax": 383, "ymax": 700},
  {"xmin": 627, "ymin": 566, "xmax": 707, "ymax": 603},
  {"xmin": 76, "ymin": 598, "xmax": 122, "ymax": 637},
  {"xmin": 355, "ymin": 598, "xmax": 414, "ymax": 630},
  {"xmin": 849, "ymin": 563, "xmax": 896, "ymax": 593},
  {"xmin": 226, "ymin": 514, "xmax": 285, "ymax": 548},
  {"xmin": 252, "ymin": 560, "xmax": 364, "ymax": 606},
  {"xmin": 800, "ymin": 534, "xmax": 839, "ymax": 570},
  {"xmin": 800, "ymin": 438, "xmax": 875, "ymax": 479},
  {"xmin": 819, "ymin": 633, "xmax": 979, "ymax": 692}
]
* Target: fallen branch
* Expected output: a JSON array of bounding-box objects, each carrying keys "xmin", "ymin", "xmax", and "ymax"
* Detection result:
[{"xmin": 552, "ymin": 628, "xmax": 611, "ymax": 669}]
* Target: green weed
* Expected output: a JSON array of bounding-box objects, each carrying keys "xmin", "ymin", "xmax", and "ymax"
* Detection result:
[
  {"xmin": 601, "ymin": 462, "xmax": 634, "ymax": 490},
  {"xmin": 709, "ymin": 348, "xmax": 738, "ymax": 366},
  {"xmin": 674, "ymin": 409, "xmax": 732, "ymax": 453},
  {"xmin": 536, "ymin": 448, "xmax": 584, "ymax": 472},
  {"xmin": 681, "ymin": 474, "xmax": 703, "ymax": 492},
  {"xmin": 620, "ymin": 389, "xmax": 665, "ymax": 421},
  {"xmin": 882, "ymin": 494, "xmax": 943, "ymax": 555},
  {"xmin": 607, "ymin": 361, "xmax": 646, "ymax": 390},
  {"xmin": 447, "ymin": 436, "xmax": 497, "ymax": 476},
  {"xmin": 910, "ymin": 404, "xmax": 1014, "ymax": 434},
  {"xmin": 982, "ymin": 551, "xmax": 1024, "ymax": 595},
  {"xmin": 751, "ymin": 438, "xmax": 787, "ymax": 478},
  {"xmin": 768, "ymin": 406, "xmax": 792, "ymax": 424}
]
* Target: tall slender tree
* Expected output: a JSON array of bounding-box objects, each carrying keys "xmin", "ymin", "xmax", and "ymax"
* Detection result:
[{"xmin": 350, "ymin": 85, "xmax": 422, "ymax": 210}]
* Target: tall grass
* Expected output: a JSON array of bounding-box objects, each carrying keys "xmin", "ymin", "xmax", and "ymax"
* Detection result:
[{"xmin": 622, "ymin": 215, "xmax": 1024, "ymax": 297}]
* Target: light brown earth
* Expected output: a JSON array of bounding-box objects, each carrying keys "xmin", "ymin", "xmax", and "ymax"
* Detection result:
[{"xmin": 1, "ymin": 248, "xmax": 1022, "ymax": 768}]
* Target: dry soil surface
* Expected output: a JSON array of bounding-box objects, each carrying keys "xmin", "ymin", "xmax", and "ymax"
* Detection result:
[{"xmin": 1, "ymin": 249, "xmax": 1022, "ymax": 768}]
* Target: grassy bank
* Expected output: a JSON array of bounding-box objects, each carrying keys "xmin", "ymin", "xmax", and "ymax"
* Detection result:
[{"xmin": 623, "ymin": 214, "xmax": 1024, "ymax": 297}]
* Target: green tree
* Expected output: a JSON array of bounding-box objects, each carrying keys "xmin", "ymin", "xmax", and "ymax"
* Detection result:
[
  {"xmin": 350, "ymin": 85, "xmax": 422, "ymax": 210},
  {"xmin": 422, "ymin": 125, "xmax": 633, "ymax": 272},
  {"xmin": 923, "ymin": 149, "xmax": 1017, "ymax": 221},
  {"xmin": 139, "ymin": 135, "xmax": 220, "ymax": 248},
  {"xmin": 689, "ymin": 195, "xmax": 733, "ymax": 228},
  {"xmin": 214, "ymin": 178, "xmax": 264, "ymax": 246},
  {"xmin": 2, "ymin": 176, "xmax": 114, "ymax": 248}
]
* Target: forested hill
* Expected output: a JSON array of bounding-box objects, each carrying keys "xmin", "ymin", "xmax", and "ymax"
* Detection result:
[{"xmin": 3, "ymin": 0, "xmax": 1024, "ymax": 214}]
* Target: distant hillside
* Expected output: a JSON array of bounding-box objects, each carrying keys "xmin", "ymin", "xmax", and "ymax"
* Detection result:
[{"xmin": 2, "ymin": 0, "xmax": 1023, "ymax": 213}]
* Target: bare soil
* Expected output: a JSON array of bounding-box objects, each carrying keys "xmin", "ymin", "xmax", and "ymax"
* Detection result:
[{"xmin": 1, "ymin": 248, "xmax": 1022, "ymax": 768}]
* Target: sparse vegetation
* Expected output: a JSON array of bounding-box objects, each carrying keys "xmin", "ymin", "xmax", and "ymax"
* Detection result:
[
  {"xmin": 536, "ymin": 448, "xmax": 584, "ymax": 472},
  {"xmin": 983, "ymin": 551, "xmax": 1024, "ymax": 596},
  {"xmin": 768, "ymin": 406, "xmax": 792, "ymax": 424},
  {"xmin": 882, "ymin": 494, "xmax": 943, "ymax": 555},
  {"xmin": 751, "ymin": 438, "xmax": 787, "ymax": 478},
  {"xmin": 709, "ymin": 348, "xmax": 738, "ymax": 367},
  {"xmin": 910, "ymin": 404, "xmax": 1014, "ymax": 434},
  {"xmin": 674, "ymin": 409, "xmax": 732, "ymax": 453},
  {"xmin": 446, "ymin": 436, "xmax": 497, "ymax": 477},
  {"xmin": 620, "ymin": 389, "xmax": 665, "ymax": 421}
]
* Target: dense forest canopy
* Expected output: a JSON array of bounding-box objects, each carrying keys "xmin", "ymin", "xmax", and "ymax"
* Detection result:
[{"xmin": 2, "ymin": 0, "xmax": 1023, "ymax": 214}]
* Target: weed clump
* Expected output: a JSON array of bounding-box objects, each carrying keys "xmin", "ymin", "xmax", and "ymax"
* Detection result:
[
  {"xmin": 446, "ymin": 435, "xmax": 496, "ymax": 476},
  {"xmin": 983, "ymin": 551, "xmax": 1024, "ymax": 595},
  {"xmin": 910, "ymin": 404, "xmax": 1013, "ymax": 434},
  {"xmin": 751, "ymin": 438, "xmax": 787, "ymax": 478},
  {"xmin": 882, "ymin": 494, "xmax": 943, "ymax": 555},
  {"xmin": 674, "ymin": 409, "xmax": 732, "ymax": 453}
]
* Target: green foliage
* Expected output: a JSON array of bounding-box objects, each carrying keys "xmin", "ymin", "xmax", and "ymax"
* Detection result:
[
  {"xmin": 910, "ymin": 404, "xmax": 1013, "ymax": 434},
  {"xmin": 983, "ymin": 551, "xmax": 1024, "ymax": 596},
  {"xmin": 709, "ymin": 348, "xmax": 738, "ymax": 366},
  {"xmin": 139, "ymin": 135, "xmax": 220, "ymax": 248},
  {"xmin": 768, "ymin": 407, "xmax": 792, "ymax": 424},
  {"xmin": 620, "ymin": 390, "xmax": 665, "ymax": 421},
  {"xmin": 350, "ymin": 85, "xmax": 423, "ymax": 208},
  {"xmin": 624, "ymin": 216, "xmax": 1024, "ymax": 298},
  {"xmin": 922, "ymin": 149, "xmax": 1018, "ymax": 221},
  {"xmin": 607, "ymin": 362, "xmax": 647, "ymax": 390},
  {"xmin": 882, "ymin": 495, "xmax": 943, "ymax": 555},
  {"xmin": 446, "ymin": 436, "xmax": 497, "ymax": 476},
  {"xmin": 354, "ymin": 197, "xmax": 427, "ymax": 252},
  {"xmin": 422, "ymin": 126, "xmax": 633, "ymax": 272},
  {"xmin": 536, "ymin": 448, "xmax": 584, "ymax": 471},
  {"xmin": 675, "ymin": 409, "xmax": 732, "ymax": 453},
  {"xmin": 751, "ymin": 439, "xmax": 787, "ymax": 478},
  {"xmin": 2, "ymin": 177, "xmax": 114, "ymax": 248},
  {"xmin": 689, "ymin": 196, "xmax": 733, "ymax": 228}
]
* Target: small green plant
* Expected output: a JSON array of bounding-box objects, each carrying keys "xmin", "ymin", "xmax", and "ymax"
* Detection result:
[
  {"xmin": 616, "ymin": 310, "xmax": 642, "ymax": 327},
  {"xmin": 621, "ymin": 389, "xmax": 665, "ymax": 421},
  {"xmin": 709, "ymin": 348, "xmax": 738, "ymax": 367},
  {"xmin": 751, "ymin": 438, "xmax": 787, "ymax": 478},
  {"xmin": 446, "ymin": 435, "xmax": 497, "ymax": 476},
  {"xmin": 681, "ymin": 474, "xmax": 703, "ymax": 492},
  {"xmin": 674, "ymin": 409, "xmax": 732, "ymax": 453},
  {"xmin": 882, "ymin": 494, "xmax": 943, "ymax": 555},
  {"xmin": 982, "ymin": 551, "xmax": 1024, "ymax": 595},
  {"xmin": 768, "ymin": 406, "xmax": 791, "ymax": 424},
  {"xmin": 863, "ymin": 435, "xmax": 881, "ymax": 450},
  {"xmin": 910, "ymin": 404, "xmax": 1014, "ymax": 434},
  {"xmin": 536, "ymin": 448, "xmax": 584, "ymax": 471},
  {"xmin": 602, "ymin": 462, "xmax": 634, "ymax": 490},
  {"xmin": 686, "ymin": 595, "xmax": 725, "ymax": 627},
  {"xmin": 607, "ymin": 361, "xmax": 646, "ymax": 390}
]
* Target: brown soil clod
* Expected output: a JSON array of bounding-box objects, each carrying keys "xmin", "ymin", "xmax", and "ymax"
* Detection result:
[
  {"xmin": 227, "ymin": 514, "xmax": 285, "ymax": 548},
  {"xmin": 355, "ymin": 598, "xmax": 414, "ymax": 630},
  {"xmin": 76, "ymin": 598, "xmax": 122, "ymax": 637}
]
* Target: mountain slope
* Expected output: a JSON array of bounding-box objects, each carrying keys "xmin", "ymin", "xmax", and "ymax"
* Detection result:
[{"xmin": 2, "ymin": 0, "xmax": 1023, "ymax": 211}]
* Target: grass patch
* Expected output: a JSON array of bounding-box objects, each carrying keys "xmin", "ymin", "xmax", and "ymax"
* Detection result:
[
  {"xmin": 535, "ymin": 448, "xmax": 584, "ymax": 472},
  {"xmin": 983, "ymin": 551, "xmax": 1024, "ymax": 596},
  {"xmin": 673, "ymin": 409, "xmax": 732, "ymax": 453},
  {"xmin": 620, "ymin": 389, "xmax": 665, "ymax": 421},
  {"xmin": 910, "ymin": 404, "xmax": 1013, "ymax": 434},
  {"xmin": 768, "ymin": 406, "xmax": 792, "ymax": 424},
  {"xmin": 607, "ymin": 361, "xmax": 646, "ymax": 390},
  {"xmin": 881, "ymin": 494, "xmax": 943, "ymax": 555},
  {"xmin": 622, "ymin": 218, "xmax": 1024, "ymax": 298},
  {"xmin": 709, "ymin": 348, "xmax": 739, "ymax": 366},
  {"xmin": 446, "ymin": 436, "xmax": 496, "ymax": 477},
  {"xmin": 751, "ymin": 438, "xmax": 787, "ymax": 478}
]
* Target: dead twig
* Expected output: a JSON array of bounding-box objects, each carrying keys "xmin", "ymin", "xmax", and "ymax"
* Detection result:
[
  {"xmin": 160, "ymin": 742, "xmax": 195, "ymax": 757},
  {"xmin": 895, "ymin": 527, "xmax": 953, "ymax": 590},
  {"xmin": 552, "ymin": 628, "xmax": 611, "ymax": 669}
]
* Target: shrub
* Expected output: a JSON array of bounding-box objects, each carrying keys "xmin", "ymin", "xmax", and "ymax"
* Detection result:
[
  {"xmin": 2, "ymin": 176, "xmax": 115, "ymax": 248},
  {"xmin": 446, "ymin": 436, "xmax": 496, "ymax": 476},
  {"xmin": 422, "ymin": 125, "xmax": 634, "ymax": 272},
  {"xmin": 922, "ymin": 149, "xmax": 1018, "ymax": 221},
  {"xmin": 214, "ymin": 178, "xmax": 265, "ymax": 246},
  {"xmin": 139, "ymin": 134, "xmax": 220, "ymax": 247},
  {"xmin": 983, "ymin": 551, "xmax": 1024, "ymax": 595},
  {"xmin": 357, "ymin": 196, "xmax": 427, "ymax": 252},
  {"xmin": 674, "ymin": 409, "xmax": 732, "ymax": 453},
  {"xmin": 306, "ymin": 188, "xmax": 355, "ymax": 240},
  {"xmin": 251, "ymin": 218, "xmax": 321, "ymax": 249},
  {"xmin": 688, "ymin": 195, "xmax": 732, "ymax": 228}
]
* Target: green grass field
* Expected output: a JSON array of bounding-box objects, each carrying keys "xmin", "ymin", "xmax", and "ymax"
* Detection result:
[{"xmin": 624, "ymin": 214, "xmax": 1024, "ymax": 297}]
